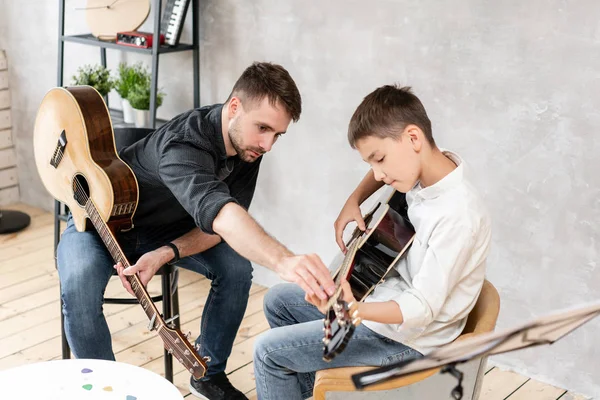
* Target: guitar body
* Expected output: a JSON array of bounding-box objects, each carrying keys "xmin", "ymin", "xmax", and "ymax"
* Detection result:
[
  {"xmin": 346, "ymin": 191, "xmax": 415, "ymax": 301},
  {"xmin": 33, "ymin": 86, "xmax": 138, "ymax": 233},
  {"xmin": 323, "ymin": 190, "xmax": 415, "ymax": 361}
]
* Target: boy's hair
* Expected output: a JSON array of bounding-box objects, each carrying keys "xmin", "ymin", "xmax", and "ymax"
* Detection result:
[
  {"xmin": 347, "ymin": 85, "xmax": 434, "ymax": 148},
  {"xmin": 227, "ymin": 62, "xmax": 302, "ymax": 122}
]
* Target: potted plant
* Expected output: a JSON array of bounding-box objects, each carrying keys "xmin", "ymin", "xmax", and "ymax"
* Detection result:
[
  {"xmin": 113, "ymin": 62, "xmax": 148, "ymax": 124},
  {"xmin": 71, "ymin": 64, "xmax": 113, "ymax": 98},
  {"xmin": 127, "ymin": 80, "xmax": 165, "ymax": 128}
]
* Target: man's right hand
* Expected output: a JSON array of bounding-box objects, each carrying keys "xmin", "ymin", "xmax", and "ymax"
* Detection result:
[
  {"xmin": 334, "ymin": 196, "xmax": 366, "ymax": 253},
  {"xmin": 276, "ymin": 254, "xmax": 336, "ymax": 300}
]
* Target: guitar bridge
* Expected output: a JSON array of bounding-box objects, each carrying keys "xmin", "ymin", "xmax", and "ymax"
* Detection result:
[{"xmin": 49, "ymin": 130, "xmax": 67, "ymax": 168}]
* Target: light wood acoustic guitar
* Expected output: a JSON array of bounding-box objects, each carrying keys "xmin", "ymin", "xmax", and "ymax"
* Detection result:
[{"xmin": 33, "ymin": 85, "xmax": 207, "ymax": 379}]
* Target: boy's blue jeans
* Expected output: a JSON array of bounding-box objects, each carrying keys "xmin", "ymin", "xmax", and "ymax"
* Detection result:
[
  {"xmin": 57, "ymin": 216, "xmax": 253, "ymax": 377},
  {"xmin": 254, "ymin": 283, "xmax": 422, "ymax": 400}
]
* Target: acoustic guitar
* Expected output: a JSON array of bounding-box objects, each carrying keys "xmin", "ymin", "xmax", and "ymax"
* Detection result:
[
  {"xmin": 323, "ymin": 189, "xmax": 415, "ymax": 361},
  {"xmin": 33, "ymin": 85, "xmax": 207, "ymax": 379}
]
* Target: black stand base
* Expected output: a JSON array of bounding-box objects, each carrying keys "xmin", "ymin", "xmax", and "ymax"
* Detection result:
[
  {"xmin": 0, "ymin": 210, "xmax": 31, "ymax": 234},
  {"xmin": 441, "ymin": 364, "xmax": 464, "ymax": 400}
]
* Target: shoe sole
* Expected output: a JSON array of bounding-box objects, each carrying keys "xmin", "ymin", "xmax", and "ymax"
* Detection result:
[{"xmin": 188, "ymin": 383, "xmax": 211, "ymax": 400}]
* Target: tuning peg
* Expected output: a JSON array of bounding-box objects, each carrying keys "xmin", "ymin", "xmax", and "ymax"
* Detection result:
[
  {"xmin": 194, "ymin": 343, "xmax": 201, "ymax": 352},
  {"xmin": 167, "ymin": 348, "xmax": 173, "ymax": 354},
  {"xmin": 193, "ymin": 361, "xmax": 199, "ymax": 367},
  {"xmin": 189, "ymin": 368, "xmax": 194, "ymax": 374},
  {"xmin": 147, "ymin": 314, "xmax": 157, "ymax": 331},
  {"xmin": 184, "ymin": 349, "xmax": 190, "ymax": 356},
  {"xmin": 164, "ymin": 314, "xmax": 180, "ymax": 328},
  {"xmin": 203, "ymin": 356, "xmax": 212, "ymax": 363},
  {"xmin": 185, "ymin": 331, "xmax": 192, "ymax": 340},
  {"xmin": 174, "ymin": 338, "xmax": 180, "ymax": 344}
]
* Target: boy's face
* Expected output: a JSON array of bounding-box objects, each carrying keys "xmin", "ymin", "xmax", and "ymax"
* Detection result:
[
  {"xmin": 227, "ymin": 96, "xmax": 291, "ymax": 162},
  {"xmin": 356, "ymin": 127, "xmax": 422, "ymax": 193}
]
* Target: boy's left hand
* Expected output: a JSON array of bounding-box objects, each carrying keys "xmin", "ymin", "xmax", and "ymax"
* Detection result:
[{"xmin": 305, "ymin": 280, "xmax": 356, "ymax": 315}]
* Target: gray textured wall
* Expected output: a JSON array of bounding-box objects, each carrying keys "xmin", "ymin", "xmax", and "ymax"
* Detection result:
[{"xmin": 2, "ymin": 0, "xmax": 599, "ymax": 397}]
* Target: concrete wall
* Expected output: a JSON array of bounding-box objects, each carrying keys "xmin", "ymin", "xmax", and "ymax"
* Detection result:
[{"xmin": 2, "ymin": 0, "xmax": 599, "ymax": 396}]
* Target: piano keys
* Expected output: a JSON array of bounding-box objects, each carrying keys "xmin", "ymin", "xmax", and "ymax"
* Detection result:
[{"xmin": 160, "ymin": 0, "xmax": 191, "ymax": 46}]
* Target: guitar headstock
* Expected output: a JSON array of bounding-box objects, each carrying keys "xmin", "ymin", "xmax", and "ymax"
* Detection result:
[
  {"xmin": 158, "ymin": 325, "xmax": 208, "ymax": 379},
  {"xmin": 322, "ymin": 300, "xmax": 362, "ymax": 362}
]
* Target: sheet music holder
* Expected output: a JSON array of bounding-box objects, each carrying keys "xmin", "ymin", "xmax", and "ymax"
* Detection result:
[{"xmin": 351, "ymin": 299, "xmax": 600, "ymax": 398}]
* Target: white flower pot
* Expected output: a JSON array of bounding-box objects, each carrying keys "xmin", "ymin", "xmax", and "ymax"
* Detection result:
[
  {"xmin": 134, "ymin": 109, "xmax": 150, "ymax": 128},
  {"xmin": 121, "ymin": 99, "xmax": 135, "ymax": 124}
]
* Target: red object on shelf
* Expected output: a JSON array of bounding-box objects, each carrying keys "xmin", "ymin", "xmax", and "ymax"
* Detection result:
[{"xmin": 116, "ymin": 31, "xmax": 165, "ymax": 48}]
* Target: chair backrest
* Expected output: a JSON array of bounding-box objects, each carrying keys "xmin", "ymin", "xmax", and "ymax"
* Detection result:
[
  {"xmin": 462, "ymin": 280, "xmax": 500, "ymax": 335},
  {"xmin": 114, "ymin": 127, "xmax": 155, "ymax": 152}
]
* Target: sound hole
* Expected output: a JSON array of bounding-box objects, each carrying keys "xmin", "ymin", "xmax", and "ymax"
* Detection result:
[{"xmin": 72, "ymin": 174, "xmax": 90, "ymax": 207}]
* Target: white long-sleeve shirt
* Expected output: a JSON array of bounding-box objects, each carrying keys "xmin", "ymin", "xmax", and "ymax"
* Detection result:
[{"xmin": 362, "ymin": 150, "xmax": 492, "ymax": 355}]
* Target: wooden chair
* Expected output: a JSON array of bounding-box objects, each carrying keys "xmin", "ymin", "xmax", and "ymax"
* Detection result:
[{"xmin": 313, "ymin": 280, "xmax": 501, "ymax": 400}]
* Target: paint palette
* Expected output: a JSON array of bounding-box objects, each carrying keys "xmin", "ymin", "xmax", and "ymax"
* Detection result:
[{"xmin": 0, "ymin": 359, "xmax": 183, "ymax": 399}]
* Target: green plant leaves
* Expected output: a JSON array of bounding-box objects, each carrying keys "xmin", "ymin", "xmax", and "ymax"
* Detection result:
[
  {"xmin": 71, "ymin": 64, "xmax": 113, "ymax": 97},
  {"xmin": 70, "ymin": 62, "xmax": 166, "ymax": 110}
]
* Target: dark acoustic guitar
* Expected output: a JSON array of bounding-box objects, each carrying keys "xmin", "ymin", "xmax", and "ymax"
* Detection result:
[
  {"xmin": 33, "ymin": 85, "xmax": 207, "ymax": 379},
  {"xmin": 323, "ymin": 190, "xmax": 415, "ymax": 361}
]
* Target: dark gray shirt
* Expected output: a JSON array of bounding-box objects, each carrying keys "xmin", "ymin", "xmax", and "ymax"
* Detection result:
[{"xmin": 119, "ymin": 104, "xmax": 262, "ymax": 234}]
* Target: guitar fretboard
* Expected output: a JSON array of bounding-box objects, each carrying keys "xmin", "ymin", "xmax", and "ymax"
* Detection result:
[
  {"xmin": 82, "ymin": 195, "xmax": 159, "ymax": 323},
  {"xmin": 326, "ymin": 239, "xmax": 361, "ymax": 309}
]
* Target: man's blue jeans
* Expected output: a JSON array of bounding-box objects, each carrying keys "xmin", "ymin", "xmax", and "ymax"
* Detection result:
[
  {"xmin": 57, "ymin": 216, "xmax": 253, "ymax": 377},
  {"xmin": 253, "ymin": 283, "xmax": 422, "ymax": 399}
]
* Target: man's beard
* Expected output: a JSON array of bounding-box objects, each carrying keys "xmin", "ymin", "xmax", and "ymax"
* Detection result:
[{"xmin": 228, "ymin": 119, "xmax": 264, "ymax": 162}]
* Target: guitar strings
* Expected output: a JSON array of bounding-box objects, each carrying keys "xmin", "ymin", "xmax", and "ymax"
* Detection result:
[{"xmin": 71, "ymin": 180, "xmax": 205, "ymax": 372}]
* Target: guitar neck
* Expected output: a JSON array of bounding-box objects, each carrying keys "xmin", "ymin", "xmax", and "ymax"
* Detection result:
[
  {"xmin": 84, "ymin": 200, "xmax": 161, "ymax": 323},
  {"xmin": 326, "ymin": 239, "xmax": 361, "ymax": 309}
]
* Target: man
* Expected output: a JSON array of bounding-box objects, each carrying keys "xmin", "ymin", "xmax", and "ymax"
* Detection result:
[
  {"xmin": 57, "ymin": 62, "xmax": 335, "ymax": 400},
  {"xmin": 253, "ymin": 84, "xmax": 492, "ymax": 399}
]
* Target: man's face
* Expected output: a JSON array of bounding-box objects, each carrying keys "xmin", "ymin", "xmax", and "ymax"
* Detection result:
[
  {"xmin": 228, "ymin": 96, "xmax": 291, "ymax": 162},
  {"xmin": 356, "ymin": 127, "xmax": 422, "ymax": 193}
]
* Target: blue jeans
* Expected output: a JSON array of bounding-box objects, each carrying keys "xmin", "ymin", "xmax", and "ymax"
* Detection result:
[
  {"xmin": 57, "ymin": 216, "xmax": 253, "ymax": 376},
  {"xmin": 253, "ymin": 284, "xmax": 422, "ymax": 399}
]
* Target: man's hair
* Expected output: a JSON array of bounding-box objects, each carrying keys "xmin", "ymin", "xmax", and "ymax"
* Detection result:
[
  {"xmin": 347, "ymin": 85, "xmax": 434, "ymax": 148},
  {"xmin": 227, "ymin": 62, "xmax": 302, "ymax": 122}
]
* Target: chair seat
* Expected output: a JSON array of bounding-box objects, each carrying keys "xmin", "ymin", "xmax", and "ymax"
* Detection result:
[
  {"xmin": 313, "ymin": 281, "xmax": 500, "ymax": 399},
  {"xmin": 315, "ymin": 365, "xmax": 440, "ymax": 393}
]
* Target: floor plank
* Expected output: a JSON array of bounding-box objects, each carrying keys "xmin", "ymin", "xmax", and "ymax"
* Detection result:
[
  {"xmin": 507, "ymin": 379, "xmax": 566, "ymax": 400},
  {"xmin": 480, "ymin": 368, "xmax": 529, "ymax": 400},
  {"xmin": 559, "ymin": 393, "xmax": 593, "ymax": 400},
  {"xmin": 0, "ymin": 204, "xmax": 592, "ymax": 399}
]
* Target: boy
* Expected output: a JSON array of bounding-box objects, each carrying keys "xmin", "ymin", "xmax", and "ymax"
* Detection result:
[{"xmin": 253, "ymin": 84, "xmax": 492, "ymax": 399}]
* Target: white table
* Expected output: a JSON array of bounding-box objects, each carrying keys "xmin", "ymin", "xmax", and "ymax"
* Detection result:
[{"xmin": 0, "ymin": 359, "xmax": 183, "ymax": 400}]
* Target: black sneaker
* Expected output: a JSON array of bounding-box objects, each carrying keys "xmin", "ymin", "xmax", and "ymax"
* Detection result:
[{"xmin": 189, "ymin": 372, "xmax": 248, "ymax": 400}]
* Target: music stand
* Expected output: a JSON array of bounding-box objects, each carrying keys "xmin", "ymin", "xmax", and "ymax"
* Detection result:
[
  {"xmin": 0, "ymin": 209, "xmax": 31, "ymax": 234},
  {"xmin": 351, "ymin": 300, "xmax": 600, "ymax": 399}
]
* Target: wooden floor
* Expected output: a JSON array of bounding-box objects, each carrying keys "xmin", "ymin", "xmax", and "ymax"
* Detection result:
[{"xmin": 0, "ymin": 203, "xmax": 590, "ymax": 400}]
